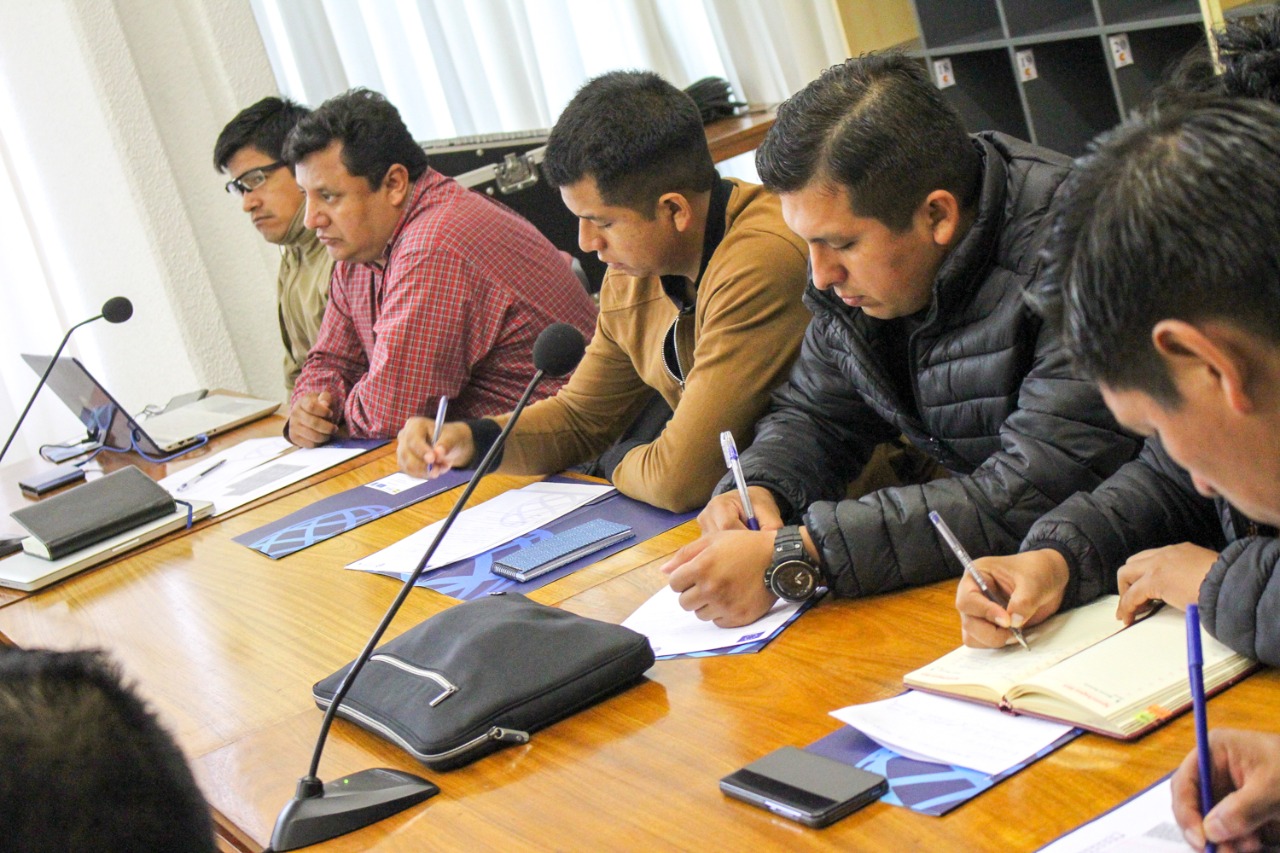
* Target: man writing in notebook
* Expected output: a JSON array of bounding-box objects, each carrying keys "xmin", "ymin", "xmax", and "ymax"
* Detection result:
[
  {"xmin": 283, "ymin": 89, "xmax": 597, "ymax": 446},
  {"xmin": 955, "ymin": 17, "xmax": 1280, "ymax": 666},
  {"xmin": 659, "ymin": 53, "xmax": 1138, "ymax": 626},
  {"xmin": 214, "ymin": 97, "xmax": 333, "ymax": 393},
  {"xmin": 952, "ymin": 98, "xmax": 1280, "ymax": 851},
  {"xmin": 397, "ymin": 71, "xmax": 811, "ymax": 512}
]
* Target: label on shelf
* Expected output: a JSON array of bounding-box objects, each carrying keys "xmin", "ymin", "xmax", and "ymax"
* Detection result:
[
  {"xmin": 1016, "ymin": 49, "xmax": 1038, "ymax": 82},
  {"xmin": 1109, "ymin": 34, "xmax": 1134, "ymax": 69},
  {"xmin": 933, "ymin": 58, "xmax": 955, "ymax": 89}
]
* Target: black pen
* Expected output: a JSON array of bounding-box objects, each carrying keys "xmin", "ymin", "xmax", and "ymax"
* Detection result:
[{"xmin": 929, "ymin": 511, "xmax": 1030, "ymax": 651}]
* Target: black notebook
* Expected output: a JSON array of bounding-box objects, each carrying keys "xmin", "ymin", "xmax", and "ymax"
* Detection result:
[{"xmin": 11, "ymin": 466, "xmax": 175, "ymax": 560}]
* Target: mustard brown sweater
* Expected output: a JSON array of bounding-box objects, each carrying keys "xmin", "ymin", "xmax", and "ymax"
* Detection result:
[{"xmin": 484, "ymin": 178, "xmax": 810, "ymax": 511}]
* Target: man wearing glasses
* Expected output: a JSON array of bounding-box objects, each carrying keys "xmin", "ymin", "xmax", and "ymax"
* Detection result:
[{"xmin": 214, "ymin": 97, "xmax": 334, "ymax": 392}]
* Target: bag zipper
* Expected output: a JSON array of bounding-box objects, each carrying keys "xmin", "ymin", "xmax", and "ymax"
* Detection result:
[
  {"xmin": 313, "ymin": 690, "xmax": 529, "ymax": 763},
  {"xmin": 369, "ymin": 653, "xmax": 458, "ymax": 707}
]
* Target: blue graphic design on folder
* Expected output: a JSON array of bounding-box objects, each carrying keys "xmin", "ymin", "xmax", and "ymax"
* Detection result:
[
  {"xmin": 403, "ymin": 485, "xmax": 695, "ymax": 600},
  {"xmin": 235, "ymin": 467, "xmax": 472, "ymax": 559},
  {"xmin": 805, "ymin": 724, "xmax": 1079, "ymax": 816}
]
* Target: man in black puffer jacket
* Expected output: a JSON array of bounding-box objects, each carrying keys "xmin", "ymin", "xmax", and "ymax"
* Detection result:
[
  {"xmin": 661, "ymin": 53, "xmax": 1139, "ymax": 627},
  {"xmin": 949, "ymin": 97, "xmax": 1280, "ymax": 852},
  {"xmin": 957, "ymin": 96, "xmax": 1280, "ymax": 668}
]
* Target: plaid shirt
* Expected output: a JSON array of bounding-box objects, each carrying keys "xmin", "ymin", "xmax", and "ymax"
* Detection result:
[{"xmin": 292, "ymin": 169, "xmax": 597, "ymax": 438}]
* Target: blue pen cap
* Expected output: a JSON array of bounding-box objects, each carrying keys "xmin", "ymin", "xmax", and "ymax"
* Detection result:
[{"xmin": 719, "ymin": 430, "xmax": 737, "ymax": 466}]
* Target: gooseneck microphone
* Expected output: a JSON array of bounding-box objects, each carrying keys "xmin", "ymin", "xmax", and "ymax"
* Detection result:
[
  {"xmin": 0, "ymin": 296, "xmax": 133, "ymax": 464},
  {"xmin": 269, "ymin": 323, "xmax": 587, "ymax": 852}
]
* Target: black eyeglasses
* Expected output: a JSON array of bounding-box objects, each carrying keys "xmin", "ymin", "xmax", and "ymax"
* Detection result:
[{"xmin": 225, "ymin": 161, "xmax": 288, "ymax": 196}]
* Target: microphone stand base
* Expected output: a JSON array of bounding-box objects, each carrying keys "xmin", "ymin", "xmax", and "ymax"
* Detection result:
[{"xmin": 269, "ymin": 768, "xmax": 439, "ymax": 851}]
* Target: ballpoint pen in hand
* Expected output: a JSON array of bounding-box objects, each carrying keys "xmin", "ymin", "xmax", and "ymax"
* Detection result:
[
  {"xmin": 176, "ymin": 458, "xmax": 226, "ymax": 493},
  {"xmin": 719, "ymin": 431, "xmax": 759, "ymax": 531},
  {"xmin": 1187, "ymin": 604, "xmax": 1217, "ymax": 853},
  {"xmin": 426, "ymin": 396, "xmax": 448, "ymax": 477},
  {"xmin": 928, "ymin": 510, "xmax": 1030, "ymax": 651}
]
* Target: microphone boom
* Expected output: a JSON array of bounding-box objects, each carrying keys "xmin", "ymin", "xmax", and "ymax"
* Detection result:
[
  {"xmin": 268, "ymin": 323, "xmax": 587, "ymax": 851},
  {"xmin": 0, "ymin": 297, "xmax": 132, "ymax": 464}
]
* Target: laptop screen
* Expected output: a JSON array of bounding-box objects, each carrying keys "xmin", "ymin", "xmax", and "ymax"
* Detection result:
[{"xmin": 20, "ymin": 355, "xmax": 159, "ymax": 455}]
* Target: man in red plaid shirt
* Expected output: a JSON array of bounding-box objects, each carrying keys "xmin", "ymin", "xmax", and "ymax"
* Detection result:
[{"xmin": 282, "ymin": 89, "xmax": 597, "ymax": 446}]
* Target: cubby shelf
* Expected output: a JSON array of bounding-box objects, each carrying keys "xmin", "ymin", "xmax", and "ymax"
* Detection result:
[{"xmin": 907, "ymin": 0, "xmax": 1211, "ymax": 154}]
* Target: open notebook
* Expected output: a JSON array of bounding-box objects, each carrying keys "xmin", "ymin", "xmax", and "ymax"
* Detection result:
[
  {"xmin": 23, "ymin": 354, "xmax": 278, "ymax": 454},
  {"xmin": 904, "ymin": 596, "xmax": 1256, "ymax": 739}
]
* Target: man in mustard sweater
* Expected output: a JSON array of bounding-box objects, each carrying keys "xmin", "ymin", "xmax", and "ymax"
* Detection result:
[{"xmin": 397, "ymin": 70, "xmax": 811, "ymax": 512}]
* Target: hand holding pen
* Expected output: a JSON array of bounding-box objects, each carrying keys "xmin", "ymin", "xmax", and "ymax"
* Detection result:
[
  {"xmin": 719, "ymin": 431, "xmax": 759, "ymax": 531},
  {"xmin": 930, "ymin": 511, "xmax": 1030, "ymax": 651},
  {"xmin": 426, "ymin": 396, "xmax": 448, "ymax": 477}
]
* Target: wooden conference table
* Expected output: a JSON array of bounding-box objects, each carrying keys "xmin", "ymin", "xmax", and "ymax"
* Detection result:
[{"xmin": 0, "ymin": 444, "xmax": 1276, "ymax": 851}]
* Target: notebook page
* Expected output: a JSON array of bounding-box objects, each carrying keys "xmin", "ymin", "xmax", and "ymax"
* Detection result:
[
  {"xmin": 1013, "ymin": 606, "xmax": 1247, "ymax": 728},
  {"xmin": 904, "ymin": 596, "xmax": 1129, "ymax": 700}
]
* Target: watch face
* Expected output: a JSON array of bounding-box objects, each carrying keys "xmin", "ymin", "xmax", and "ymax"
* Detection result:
[{"xmin": 770, "ymin": 560, "xmax": 817, "ymax": 602}]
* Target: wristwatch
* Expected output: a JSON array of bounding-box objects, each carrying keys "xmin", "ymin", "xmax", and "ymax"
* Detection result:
[{"xmin": 765, "ymin": 526, "xmax": 821, "ymax": 602}]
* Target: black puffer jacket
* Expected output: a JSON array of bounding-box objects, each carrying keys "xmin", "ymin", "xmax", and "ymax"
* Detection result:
[
  {"xmin": 1025, "ymin": 436, "xmax": 1280, "ymax": 665},
  {"xmin": 728, "ymin": 132, "xmax": 1141, "ymax": 598}
]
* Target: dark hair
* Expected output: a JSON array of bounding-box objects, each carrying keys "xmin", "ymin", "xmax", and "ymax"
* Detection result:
[
  {"xmin": 0, "ymin": 648, "xmax": 215, "ymax": 853},
  {"xmin": 1150, "ymin": 6, "xmax": 1280, "ymax": 107},
  {"xmin": 1035, "ymin": 96, "xmax": 1280, "ymax": 403},
  {"xmin": 1218, "ymin": 4, "xmax": 1280, "ymax": 103},
  {"xmin": 756, "ymin": 52, "xmax": 981, "ymax": 232},
  {"xmin": 213, "ymin": 96, "xmax": 311, "ymax": 172},
  {"xmin": 542, "ymin": 70, "xmax": 716, "ymax": 214},
  {"xmin": 1148, "ymin": 44, "xmax": 1224, "ymax": 107},
  {"xmin": 283, "ymin": 88, "xmax": 429, "ymax": 188}
]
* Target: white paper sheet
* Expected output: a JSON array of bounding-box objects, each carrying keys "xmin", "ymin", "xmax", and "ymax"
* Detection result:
[
  {"xmin": 830, "ymin": 690, "xmax": 1073, "ymax": 776},
  {"xmin": 621, "ymin": 584, "xmax": 803, "ymax": 657},
  {"xmin": 346, "ymin": 480, "xmax": 616, "ymax": 575},
  {"xmin": 1038, "ymin": 777, "xmax": 1191, "ymax": 852},
  {"xmin": 159, "ymin": 438, "xmax": 366, "ymax": 515}
]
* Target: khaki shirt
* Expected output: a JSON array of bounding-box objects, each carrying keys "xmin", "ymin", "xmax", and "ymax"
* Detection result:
[{"xmin": 278, "ymin": 205, "xmax": 334, "ymax": 391}]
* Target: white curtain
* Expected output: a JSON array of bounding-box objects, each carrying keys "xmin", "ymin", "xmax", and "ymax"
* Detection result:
[
  {"xmin": 250, "ymin": 0, "xmax": 849, "ymax": 141},
  {"xmin": 0, "ymin": 89, "xmax": 106, "ymax": 463}
]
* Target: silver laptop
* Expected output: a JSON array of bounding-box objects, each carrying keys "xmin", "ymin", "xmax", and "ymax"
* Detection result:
[
  {"xmin": 22, "ymin": 354, "xmax": 279, "ymax": 455},
  {"xmin": 0, "ymin": 498, "xmax": 214, "ymax": 591}
]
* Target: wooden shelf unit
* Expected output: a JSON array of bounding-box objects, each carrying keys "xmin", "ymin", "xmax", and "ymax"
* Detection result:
[{"xmin": 841, "ymin": 0, "xmax": 1216, "ymax": 154}]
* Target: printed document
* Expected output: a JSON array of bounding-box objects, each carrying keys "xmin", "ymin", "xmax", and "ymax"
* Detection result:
[
  {"xmin": 1038, "ymin": 777, "xmax": 1191, "ymax": 852},
  {"xmin": 831, "ymin": 690, "xmax": 1073, "ymax": 775},
  {"xmin": 346, "ymin": 480, "xmax": 616, "ymax": 575},
  {"xmin": 622, "ymin": 584, "xmax": 804, "ymax": 657},
  {"xmin": 159, "ymin": 438, "xmax": 366, "ymax": 515}
]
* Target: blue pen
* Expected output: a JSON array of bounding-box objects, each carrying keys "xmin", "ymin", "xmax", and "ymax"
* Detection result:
[
  {"xmin": 426, "ymin": 396, "xmax": 448, "ymax": 477},
  {"xmin": 1187, "ymin": 604, "xmax": 1217, "ymax": 853},
  {"xmin": 719, "ymin": 431, "xmax": 759, "ymax": 531}
]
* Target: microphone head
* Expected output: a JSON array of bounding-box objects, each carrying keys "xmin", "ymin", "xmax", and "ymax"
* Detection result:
[
  {"xmin": 532, "ymin": 323, "xmax": 586, "ymax": 377},
  {"xmin": 101, "ymin": 296, "xmax": 133, "ymax": 324}
]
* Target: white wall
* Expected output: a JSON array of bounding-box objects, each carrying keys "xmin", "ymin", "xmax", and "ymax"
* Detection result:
[{"xmin": 0, "ymin": 0, "xmax": 289, "ymax": 458}]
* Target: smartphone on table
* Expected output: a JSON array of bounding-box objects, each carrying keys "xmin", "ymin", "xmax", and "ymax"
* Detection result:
[{"xmin": 719, "ymin": 746, "xmax": 888, "ymax": 828}]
